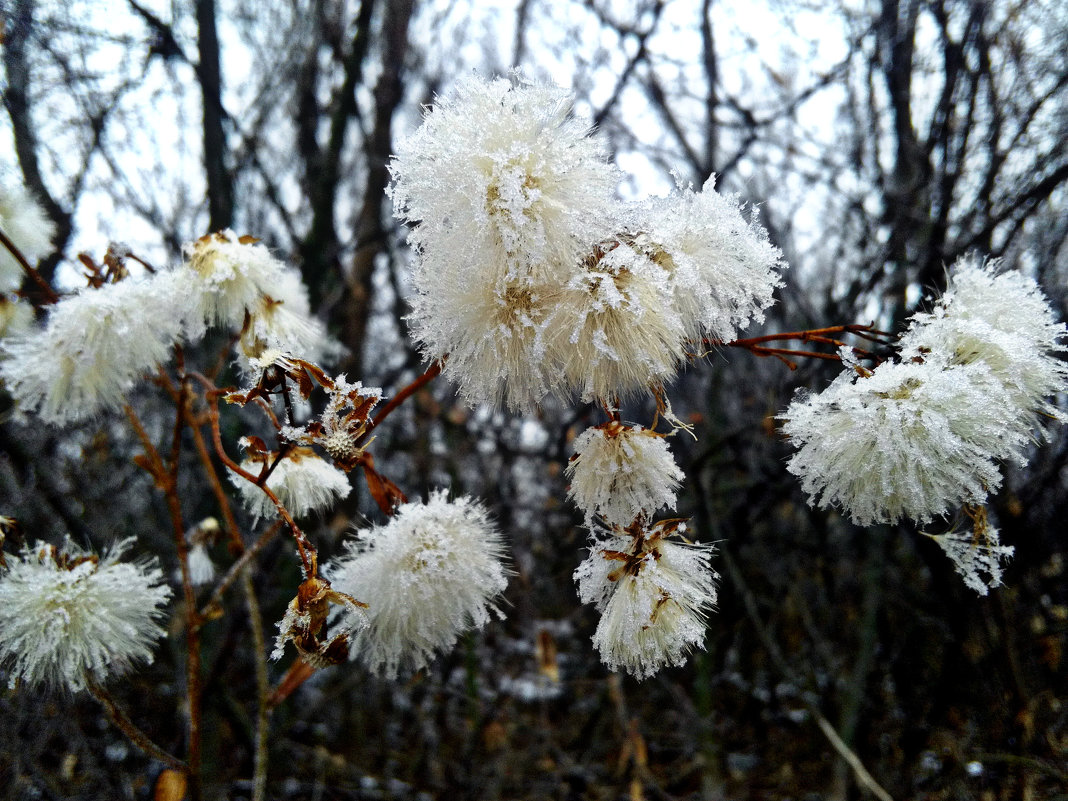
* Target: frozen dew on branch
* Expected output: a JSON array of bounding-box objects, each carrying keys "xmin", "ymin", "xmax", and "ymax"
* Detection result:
[
  {"xmin": 326, "ymin": 491, "xmax": 510, "ymax": 679},
  {"xmin": 566, "ymin": 421, "xmax": 684, "ymax": 526},
  {"xmin": 230, "ymin": 446, "xmax": 351, "ymax": 520},
  {"xmin": 0, "ymin": 538, "xmax": 171, "ymax": 692},
  {"xmin": 899, "ymin": 256, "xmax": 1068, "ymax": 427},
  {"xmin": 575, "ymin": 520, "xmax": 718, "ymax": 680},
  {"xmin": 780, "ymin": 357, "xmax": 1032, "ymax": 526},
  {"xmin": 0, "ymin": 182, "xmax": 56, "ymax": 293},
  {"xmin": 182, "ymin": 231, "xmax": 287, "ymax": 336},
  {"xmin": 633, "ymin": 175, "xmax": 785, "ymax": 344},
  {"xmin": 0, "ymin": 276, "xmax": 186, "ymax": 424}
]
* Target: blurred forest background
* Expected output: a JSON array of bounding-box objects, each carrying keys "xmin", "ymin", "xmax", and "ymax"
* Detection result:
[{"xmin": 2, "ymin": 0, "xmax": 1067, "ymax": 798}]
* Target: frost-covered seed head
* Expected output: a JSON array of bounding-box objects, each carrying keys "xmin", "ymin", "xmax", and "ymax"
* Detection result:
[
  {"xmin": 182, "ymin": 231, "xmax": 287, "ymax": 336},
  {"xmin": 0, "ymin": 274, "xmax": 186, "ymax": 424},
  {"xmin": 924, "ymin": 507, "xmax": 1013, "ymax": 596},
  {"xmin": 0, "ymin": 183, "xmax": 56, "ymax": 293},
  {"xmin": 0, "ymin": 295, "xmax": 34, "ymax": 339},
  {"xmin": 574, "ymin": 520, "xmax": 717, "ymax": 680},
  {"xmin": 566, "ymin": 421, "xmax": 684, "ymax": 526},
  {"xmin": 900, "ymin": 257, "xmax": 1068, "ymax": 426},
  {"xmin": 390, "ymin": 74, "xmax": 619, "ymax": 287},
  {"xmin": 780, "ymin": 357, "xmax": 1032, "ymax": 526},
  {"xmin": 327, "ymin": 491, "xmax": 510, "ymax": 679},
  {"xmin": 547, "ymin": 241, "xmax": 687, "ymax": 402},
  {"xmin": 230, "ymin": 447, "xmax": 351, "ymax": 520},
  {"xmin": 0, "ymin": 538, "xmax": 171, "ymax": 692},
  {"xmin": 633, "ymin": 175, "xmax": 785, "ymax": 343}
]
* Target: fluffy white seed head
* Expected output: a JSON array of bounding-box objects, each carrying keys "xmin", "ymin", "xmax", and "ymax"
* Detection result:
[
  {"xmin": 0, "ymin": 274, "xmax": 186, "ymax": 424},
  {"xmin": 238, "ymin": 267, "xmax": 342, "ymax": 374},
  {"xmin": 575, "ymin": 521, "xmax": 718, "ymax": 680},
  {"xmin": 230, "ymin": 447, "xmax": 351, "ymax": 520},
  {"xmin": 0, "ymin": 183, "xmax": 56, "ymax": 293},
  {"xmin": 390, "ymin": 74, "xmax": 619, "ymax": 287},
  {"xmin": 781, "ymin": 357, "xmax": 1031, "ymax": 526},
  {"xmin": 0, "ymin": 538, "xmax": 171, "ymax": 692},
  {"xmin": 547, "ymin": 240, "xmax": 687, "ymax": 403},
  {"xmin": 0, "ymin": 295, "xmax": 33, "ymax": 339},
  {"xmin": 566, "ymin": 421, "xmax": 684, "ymax": 526},
  {"xmin": 182, "ymin": 231, "xmax": 288, "ymax": 336},
  {"xmin": 634, "ymin": 176, "xmax": 785, "ymax": 343},
  {"xmin": 327, "ymin": 491, "xmax": 510, "ymax": 679},
  {"xmin": 900, "ymin": 257, "xmax": 1068, "ymax": 425}
]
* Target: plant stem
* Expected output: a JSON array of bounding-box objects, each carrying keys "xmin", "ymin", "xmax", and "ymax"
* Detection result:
[{"xmin": 86, "ymin": 676, "xmax": 186, "ymax": 772}]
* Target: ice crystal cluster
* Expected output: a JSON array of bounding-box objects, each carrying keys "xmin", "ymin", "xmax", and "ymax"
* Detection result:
[
  {"xmin": 390, "ymin": 75, "xmax": 784, "ymax": 410},
  {"xmin": 574, "ymin": 520, "xmax": 718, "ymax": 679},
  {"xmin": 782, "ymin": 258, "xmax": 1067, "ymax": 591},
  {"xmin": 0, "ymin": 182, "xmax": 55, "ymax": 293},
  {"xmin": 327, "ymin": 492, "xmax": 510, "ymax": 679},
  {"xmin": 0, "ymin": 538, "xmax": 171, "ymax": 692}
]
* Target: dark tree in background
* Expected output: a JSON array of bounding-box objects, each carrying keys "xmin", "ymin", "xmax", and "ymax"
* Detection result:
[{"xmin": 1, "ymin": 0, "xmax": 1066, "ymax": 799}]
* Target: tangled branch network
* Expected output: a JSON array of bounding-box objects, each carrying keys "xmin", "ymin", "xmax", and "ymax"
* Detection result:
[{"xmin": 0, "ymin": 73, "xmax": 1065, "ymax": 729}]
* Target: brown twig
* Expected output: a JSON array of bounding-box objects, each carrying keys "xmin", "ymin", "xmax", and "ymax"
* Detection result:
[
  {"xmin": 242, "ymin": 568, "xmax": 271, "ymax": 801},
  {"xmin": 0, "ymin": 225, "xmax": 60, "ymax": 304},
  {"xmin": 86, "ymin": 676, "xmax": 187, "ymax": 771},
  {"xmin": 357, "ymin": 359, "xmax": 443, "ymax": 445},
  {"xmin": 199, "ymin": 522, "xmax": 283, "ymax": 619}
]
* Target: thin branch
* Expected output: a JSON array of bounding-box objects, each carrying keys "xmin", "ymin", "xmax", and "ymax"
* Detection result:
[
  {"xmin": 0, "ymin": 226, "xmax": 60, "ymax": 304},
  {"xmin": 86, "ymin": 677, "xmax": 187, "ymax": 771}
]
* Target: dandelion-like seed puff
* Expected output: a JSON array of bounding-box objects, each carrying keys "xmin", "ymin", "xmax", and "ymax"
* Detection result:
[
  {"xmin": 0, "ymin": 538, "xmax": 171, "ymax": 692},
  {"xmin": 327, "ymin": 492, "xmax": 510, "ymax": 679}
]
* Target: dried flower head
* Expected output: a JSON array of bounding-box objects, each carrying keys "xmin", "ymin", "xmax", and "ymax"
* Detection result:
[
  {"xmin": 0, "ymin": 538, "xmax": 171, "ymax": 692},
  {"xmin": 924, "ymin": 506, "xmax": 1014, "ymax": 596},
  {"xmin": 575, "ymin": 519, "xmax": 718, "ymax": 680},
  {"xmin": 327, "ymin": 491, "xmax": 510, "ymax": 679},
  {"xmin": 182, "ymin": 231, "xmax": 287, "ymax": 336},
  {"xmin": 566, "ymin": 421, "xmax": 683, "ymax": 526},
  {"xmin": 272, "ymin": 575, "xmax": 368, "ymax": 667}
]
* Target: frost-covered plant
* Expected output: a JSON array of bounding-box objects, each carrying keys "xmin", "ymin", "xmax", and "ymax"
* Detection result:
[
  {"xmin": 0, "ymin": 182, "xmax": 55, "ymax": 293},
  {"xmin": 0, "ymin": 538, "xmax": 171, "ymax": 692},
  {"xmin": 575, "ymin": 519, "xmax": 718, "ymax": 680},
  {"xmin": 230, "ymin": 446, "xmax": 352, "ymax": 520},
  {"xmin": 0, "ymin": 274, "xmax": 186, "ymax": 424},
  {"xmin": 327, "ymin": 491, "xmax": 510, "ymax": 679},
  {"xmin": 923, "ymin": 507, "xmax": 1014, "ymax": 596},
  {"xmin": 781, "ymin": 356, "xmax": 1031, "ymax": 526},
  {"xmin": 567, "ymin": 420, "xmax": 684, "ymax": 526}
]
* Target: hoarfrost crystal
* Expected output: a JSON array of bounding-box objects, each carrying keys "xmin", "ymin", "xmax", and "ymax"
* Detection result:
[
  {"xmin": 327, "ymin": 491, "xmax": 510, "ymax": 679},
  {"xmin": 924, "ymin": 510, "xmax": 1014, "ymax": 596},
  {"xmin": 0, "ymin": 538, "xmax": 171, "ymax": 692}
]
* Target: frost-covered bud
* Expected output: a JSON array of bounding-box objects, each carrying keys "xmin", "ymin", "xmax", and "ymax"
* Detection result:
[
  {"xmin": 327, "ymin": 491, "xmax": 510, "ymax": 679},
  {"xmin": 781, "ymin": 357, "xmax": 1032, "ymax": 526},
  {"xmin": 182, "ymin": 231, "xmax": 287, "ymax": 336},
  {"xmin": 566, "ymin": 421, "xmax": 683, "ymax": 526},
  {"xmin": 924, "ymin": 507, "xmax": 1014, "ymax": 596},
  {"xmin": 634, "ymin": 175, "xmax": 784, "ymax": 343},
  {"xmin": 230, "ymin": 447, "xmax": 351, "ymax": 520},
  {"xmin": 548, "ymin": 240, "xmax": 687, "ymax": 402},
  {"xmin": 238, "ymin": 268, "xmax": 342, "ymax": 374},
  {"xmin": 0, "ymin": 538, "xmax": 171, "ymax": 692},
  {"xmin": 900, "ymin": 257, "xmax": 1068, "ymax": 426},
  {"xmin": 0, "ymin": 183, "xmax": 56, "ymax": 293},
  {"xmin": 575, "ymin": 519, "xmax": 717, "ymax": 680},
  {"xmin": 389, "ymin": 74, "xmax": 619, "ymax": 287},
  {"xmin": 0, "ymin": 274, "xmax": 186, "ymax": 424}
]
